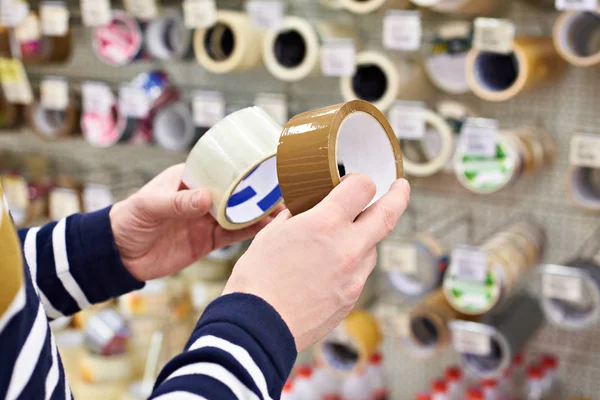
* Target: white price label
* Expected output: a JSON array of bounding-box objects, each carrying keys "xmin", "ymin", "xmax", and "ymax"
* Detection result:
[
  {"xmin": 0, "ymin": 58, "xmax": 33, "ymax": 105},
  {"xmin": 83, "ymin": 184, "xmax": 113, "ymax": 213},
  {"xmin": 0, "ymin": 0, "xmax": 29, "ymax": 27},
  {"xmin": 320, "ymin": 39, "xmax": 356, "ymax": 77},
  {"xmin": 15, "ymin": 12, "xmax": 40, "ymax": 42},
  {"xmin": 460, "ymin": 118, "xmax": 498, "ymax": 157},
  {"xmin": 569, "ymin": 134, "xmax": 600, "ymax": 168},
  {"xmin": 451, "ymin": 246, "xmax": 488, "ymax": 283},
  {"xmin": 193, "ymin": 91, "xmax": 225, "ymax": 127},
  {"xmin": 474, "ymin": 18, "xmax": 515, "ymax": 55},
  {"xmin": 80, "ymin": 0, "xmax": 111, "ymax": 26},
  {"xmin": 183, "ymin": 0, "xmax": 216, "ymax": 29},
  {"xmin": 124, "ymin": 0, "xmax": 158, "ymax": 20},
  {"xmin": 82, "ymin": 81, "xmax": 114, "ymax": 115},
  {"xmin": 452, "ymin": 329, "xmax": 491, "ymax": 356},
  {"xmin": 254, "ymin": 93, "xmax": 288, "ymax": 126},
  {"xmin": 41, "ymin": 77, "xmax": 69, "ymax": 110},
  {"xmin": 49, "ymin": 188, "xmax": 81, "ymax": 220},
  {"xmin": 380, "ymin": 242, "xmax": 418, "ymax": 273},
  {"xmin": 383, "ymin": 10, "xmax": 422, "ymax": 51},
  {"xmin": 542, "ymin": 271, "xmax": 583, "ymax": 302},
  {"xmin": 246, "ymin": 0, "xmax": 284, "ymax": 30},
  {"xmin": 40, "ymin": 2, "xmax": 69, "ymax": 36},
  {"xmin": 556, "ymin": 0, "xmax": 598, "ymax": 10},
  {"xmin": 389, "ymin": 101, "xmax": 426, "ymax": 140},
  {"xmin": 376, "ymin": 305, "xmax": 411, "ymax": 337},
  {"xmin": 119, "ymin": 85, "xmax": 150, "ymax": 119}
]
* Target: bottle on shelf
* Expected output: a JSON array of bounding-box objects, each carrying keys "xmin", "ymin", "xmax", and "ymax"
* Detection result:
[
  {"xmin": 295, "ymin": 365, "xmax": 318, "ymax": 400},
  {"xmin": 415, "ymin": 393, "xmax": 432, "ymax": 400},
  {"xmin": 541, "ymin": 354, "xmax": 559, "ymax": 399},
  {"xmin": 281, "ymin": 379, "xmax": 296, "ymax": 400},
  {"xmin": 341, "ymin": 368, "xmax": 371, "ymax": 400},
  {"xmin": 466, "ymin": 387, "xmax": 485, "ymax": 400},
  {"xmin": 431, "ymin": 379, "xmax": 449, "ymax": 400},
  {"xmin": 526, "ymin": 365, "xmax": 544, "ymax": 400},
  {"xmin": 510, "ymin": 353, "xmax": 526, "ymax": 396},
  {"xmin": 481, "ymin": 378, "xmax": 499, "ymax": 400},
  {"xmin": 444, "ymin": 365, "xmax": 463, "ymax": 400},
  {"xmin": 313, "ymin": 358, "xmax": 342, "ymax": 400},
  {"xmin": 366, "ymin": 352, "xmax": 388, "ymax": 400}
]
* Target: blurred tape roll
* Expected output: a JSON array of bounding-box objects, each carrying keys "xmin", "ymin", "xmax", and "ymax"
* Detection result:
[
  {"xmin": 318, "ymin": 309, "xmax": 382, "ymax": 374},
  {"xmin": 71, "ymin": 380, "xmax": 128, "ymax": 400},
  {"xmin": 120, "ymin": 279, "xmax": 170, "ymax": 317},
  {"xmin": 145, "ymin": 11, "xmax": 192, "ymax": 61},
  {"xmin": 319, "ymin": 0, "xmax": 345, "ymax": 9},
  {"xmin": 80, "ymin": 352, "xmax": 134, "ymax": 383},
  {"xmin": 450, "ymin": 294, "xmax": 543, "ymax": 378},
  {"xmin": 0, "ymin": 174, "xmax": 49, "ymax": 228},
  {"xmin": 263, "ymin": 17, "xmax": 356, "ymax": 82},
  {"xmin": 554, "ymin": 9, "xmax": 600, "ymax": 67},
  {"xmin": 567, "ymin": 166, "xmax": 600, "ymax": 211},
  {"xmin": 82, "ymin": 106, "xmax": 137, "ymax": 147},
  {"xmin": 466, "ymin": 37, "xmax": 567, "ymax": 102},
  {"xmin": 153, "ymin": 101, "xmax": 197, "ymax": 151},
  {"xmin": 411, "ymin": 0, "xmax": 503, "ymax": 14},
  {"xmin": 17, "ymin": 12, "xmax": 72, "ymax": 64},
  {"xmin": 27, "ymin": 99, "xmax": 78, "ymax": 140},
  {"xmin": 400, "ymin": 109, "xmax": 454, "ymax": 177},
  {"xmin": 278, "ymin": 100, "xmax": 403, "ymax": 216},
  {"xmin": 341, "ymin": 51, "xmax": 433, "ymax": 112},
  {"xmin": 193, "ymin": 11, "xmax": 263, "ymax": 74},
  {"xmin": 182, "ymin": 107, "xmax": 283, "ymax": 230},
  {"xmin": 191, "ymin": 279, "xmax": 227, "ymax": 311},
  {"xmin": 340, "ymin": 0, "xmax": 410, "ymax": 14},
  {"xmin": 0, "ymin": 93, "xmax": 21, "ymax": 129},
  {"xmin": 55, "ymin": 329, "xmax": 84, "ymax": 380},
  {"xmin": 541, "ymin": 260, "xmax": 600, "ymax": 330},
  {"xmin": 84, "ymin": 309, "xmax": 129, "ymax": 356},
  {"xmin": 93, "ymin": 11, "xmax": 144, "ymax": 66}
]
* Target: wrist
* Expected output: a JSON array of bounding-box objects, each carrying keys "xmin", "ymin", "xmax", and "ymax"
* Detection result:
[{"xmin": 108, "ymin": 199, "xmax": 142, "ymax": 281}]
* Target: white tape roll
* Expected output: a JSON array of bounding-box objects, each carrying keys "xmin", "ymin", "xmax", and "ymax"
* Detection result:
[
  {"xmin": 554, "ymin": 10, "xmax": 600, "ymax": 67},
  {"xmin": 567, "ymin": 166, "xmax": 600, "ymax": 211},
  {"xmin": 191, "ymin": 279, "xmax": 227, "ymax": 311},
  {"xmin": 145, "ymin": 11, "xmax": 192, "ymax": 61},
  {"xmin": 263, "ymin": 17, "xmax": 355, "ymax": 82},
  {"xmin": 194, "ymin": 11, "xmax": 263, "ymax": 74},
  {"xmin": 341, "ymin": 51, "xmax": 432, "ymax": 112},
  {"xmin": 153, "ymin": 101, "xmax": 197, "ymax": 151},
  {"xmin": 80, "ymin": 352, "xmax": 134, "ymax": 383},
  {"xmin": 182, "ymin": 107, "xmax": 283, "ymax": 230},
  {"xmin": 340, "ymin": 0, "xmax": 410, "ymax": 14}
]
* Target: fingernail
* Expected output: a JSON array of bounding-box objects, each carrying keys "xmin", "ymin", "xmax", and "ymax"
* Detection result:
[{"xmin": 191, "ymin": 191, "xmax": 206, "ymax": 209}]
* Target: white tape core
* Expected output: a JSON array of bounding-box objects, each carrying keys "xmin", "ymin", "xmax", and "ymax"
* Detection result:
[
  {"xmin": 557, "ymin": 11, "xmax": 600, "ymax": 60},
  {"xmin": 473, "ymin": 51, "xmax": 519, "ymax": 92},
  {"xmin": 322, "ymin": 339, "xmax": 359, "ymax": 372}
]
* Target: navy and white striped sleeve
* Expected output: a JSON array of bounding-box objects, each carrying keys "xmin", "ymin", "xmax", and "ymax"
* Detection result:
[
  {"xmin": 151, "ymin": 293, "xmax": 298, "ymax": 400},
  {"xmin": 17, "ymin": 207, "xmax": 144, "ymax": 320}
]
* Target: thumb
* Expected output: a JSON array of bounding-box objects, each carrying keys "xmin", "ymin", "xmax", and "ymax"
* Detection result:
[{"xmin": 142, "ymin": 189, "xmax": 212, "ymax": 220}]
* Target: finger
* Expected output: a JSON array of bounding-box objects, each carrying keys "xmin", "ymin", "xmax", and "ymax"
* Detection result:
[
  {"xmin": 353, "ymin": 178, "xmax": 410, "ymax": 247},
  {"xmin": 141, "ymin": 164, "xmax": 186, "ymax": 193},
  {"xmin": 214, "ymin": 209, "xmax": 291, "ymax": 245},
  {"xmin": 139, "ymin": 189, "xmax": 212, "ymax": 220},
  {"xmin": 314, "ymin": 173, "xmax": 376, "ymax": 222}
]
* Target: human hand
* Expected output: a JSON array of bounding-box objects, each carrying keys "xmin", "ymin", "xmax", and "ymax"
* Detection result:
[
  {"xmin": 110, "ymin": 164, "xmax": 280, "ymax": 282},
  {"xmin": 223, "ymin": 174, "xmax": 410, "ymax": 351}
]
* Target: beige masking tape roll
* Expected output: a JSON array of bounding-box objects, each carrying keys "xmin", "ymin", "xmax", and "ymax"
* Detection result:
[
  {"xmin": 412, "ymin": 0, "xmax": 503, "ymax": 14},
  {"xmin": 263, "ymin": 17, "xmax": 356, "ymax": 82},
  {"xmin": 55, "ymin": 329, "xmax": 84, "ymax": 381},
  {"xmin": 466, "ymin": 37, "xmax": 567, "ymax": 102},
  {"xmin": 182, "ymin": 107, "xmax": 283, "ymax": 230},
  {"xmin": 341, "ymin": 0, "xmax": 410, "ymax": 14},
  {"xmin": 567, "ymin": 165, "xmax": 600, "ymax": 212},
  {"xmin": 194, "ymin": 11, "xmax": 263, "ymax": 74},
  {"xmin": 80, "ymin": 352, "xmax": 134, "ymax": 383},
  {"xmin": 71, "ymin": 380, "xmax": 128, "ymax": 400},
  {"xmin": 341, "ymin": 51, "xmax": 433, "ymax": 112},
  {"xmin": 27, "ymin": 99, "xmax": 79, "ymax": 140},
  {"xmin": 554, "ymin": 9, "xmax": 600, "ymax": 67},
  {"xmin": 277, "ymin": 100, "xmax": 403, "ymax": 216}
]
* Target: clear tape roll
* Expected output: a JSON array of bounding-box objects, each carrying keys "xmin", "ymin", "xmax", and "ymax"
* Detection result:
[
  {"xmin": 182, "ymin": 107, "xmax": 283, "ymax": 230},
  {"xmin": 341, "ymin": 51, "xmax": 433, "ymax": 112},
  {"xmin": 145, "ymin": 11, "xmax": 192, "ymax": 61},
  {"xmin": 193, "ymin": 11, "xmax": 263, "ymax": 74},
  {"xmin": 82, "ymin": 106, "xmax": 138, "ymax": 148},
  {"xmin": 340, "ymin": 0, "xmax": 410, "ymax": 14},
  {"xmin": 554, "ymin": 10, "xmax": 600, "ymax": 67},
  {"xmin": 27, "ymin": 99, "xmax": 79, "ymax": 140},
  {"xmin": 80, "ymin": 352, "xmax": 134, "ymax": 383},
  {"xmin": 93, "ymin": 11, "xmax": 144, "ymax": 66},
  {"xmin": 567, "ymin": 166, "xmax": 600, "ymax": 212},
  {"xmin": 412, "ymin": 0, "xmax": 503, "ymax": 14},
  {"xmin": 153, "ymin": 101, "xmax": 198, "ymax": 151}
]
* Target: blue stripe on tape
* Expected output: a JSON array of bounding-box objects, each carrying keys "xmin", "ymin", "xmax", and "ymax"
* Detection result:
[
  {"xmin": 227, "ymin": 187, "xmax": 257, "ymax": 207},
  {"xmin": 257, "ymin": 185, "xmax": 282, "ymax": 212}
]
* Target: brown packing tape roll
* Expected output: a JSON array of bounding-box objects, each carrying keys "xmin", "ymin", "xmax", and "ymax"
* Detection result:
[
  {"xmin": 554, "ymin": 9, "xmax": 600, "ymax": 67},
  {"xmin": 466, "ymin": 37, "xmax": 567, "ymax": 102},
  {"xmin": 277, "ymin": 100, "xmax": 403, "ymax": 216},
  {"xmin": 26, "ymin": 98, "xmax": 79, "ymax": 140},
  {"xmin": 439, "ymin": 0, "xmax": 503, "ymax": 15},
  {"xmin": 17, "ymin": 13, "xmax": 72, "ymax": 64},
  {"xmin": 0, "ymin": 27, "xmax": 11, "ymax": 57},
  {"xmin": 0, "ymin": 92, "xmax": 21, "ymax": 129}
]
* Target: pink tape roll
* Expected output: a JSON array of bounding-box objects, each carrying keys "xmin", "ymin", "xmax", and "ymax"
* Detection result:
[{"xmin": 93, "ymin": 11, "xmax": 144, "ymax": 66}]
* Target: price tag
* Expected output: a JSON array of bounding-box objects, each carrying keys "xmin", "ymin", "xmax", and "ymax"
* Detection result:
[
  {"xmin": 41, "ymin": 77, "xmax": 69, "ymax": 110},
  {"xmin": 0, "ymin": 58, "xmax": 33, "ymax": 105},
  {"xmin": 383, "ymin": 10, "xmax": 422, "ymax": 51},
  {"xmin": 569, "ymin": 134, "xmax": 600, "ymax": 168},
  {"xmin": 389, "ymin": 101, "xmax": 426, "ymax": 140},
  {"xmin": 474, "ymin": 18, "xmax": 515, "ymax": 54},
  {"xmin": 80, "ymin": 0, "xmax": 111, "ymax": 27},
  {"xmin": 49, "ymin": 188, "xmax": 81, "ymax": 220},
  {"xmin": 15, "ymin": 12, "xmax": 40, "ymax": 43},
  {"xmin": 83, "ymin": 184, "xmax": 113, "ymax": 212},
  {"xmin": 124, "ymin": 0, "xmax": 158, "ymax": 20},
  {"xmin": 452, "ymin": 329, "xmax": 491, "ymax": 356},
  {"xmin": 542, "ymin": 270, "xmax": 583, "ymax": 302},
  {"xmin": 380, "ymin": 241, "xmax": 418, "ymax": 273},
  {"xmin": 556, "ymin": 0, "xmax": 598, "ymax": 10},
  {"xmin": 0, "ymin": 0, "xmax": 29, "ymax": 27},
  {"xmin": 460, "ymin": 118, "xmax": 498, "ymax": 157},
  {"xmin": 193, "ymin": 90, "xmax": 225, "ymax": 127},
  {"xmin": 451, "ymin": 246, "xmax": 488, "ymax": 283},
  {"xmin": 183, "ymin": 0, "xmax": 216, "ymax": 29},
  {"xmin": 320, "ymin": 38, "xmax": 356, "ymax": 77},
  {"xmin": 254, "ymin": 93, "xmax": 287, "ymax": 126},
  {"xmin": 82, "ymin": 81, "xmax": 114, "ymax": 115},
  {"xmin": 119, "ymin": 85, "xmax": 150, "ymax": 119},
  {"xmin": 246, "ymin": 0, "xmax": 284, "ymax": 30},
  {"xmin": 375, "ymin": 305, "xmax": 411, "ymax": 337},
  {"xmin": 40, "ymin": 1, "xmax": 69, "ymax": 36}
]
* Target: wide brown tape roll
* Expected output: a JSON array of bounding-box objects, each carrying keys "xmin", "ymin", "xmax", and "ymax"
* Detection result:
[
  {"xmin": 466, "ymin": 37, "xmax": 567, "ymax": 102},
  {"xmin": 0, "ymin": 92, "xmax": 21, "ymax": 129},
  {"xmin": 554, "ymin": 9, "xmax": 600, "ymax": 67},
  {"xmin": 17, "ymin": 13, "xmax": 72, "ymax": 64},
  {"xmin": 277, "ymin": 100, "xmax": 403, "ymax": 216},
  {"xmin": 26, "ymin": 98, "xmax": 79, "ymax": 140}
]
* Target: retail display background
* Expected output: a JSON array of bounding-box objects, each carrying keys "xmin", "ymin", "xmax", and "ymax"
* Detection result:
[{"xmin": 2, "ymin": 0, "xmax": 600, "ymax": 398}]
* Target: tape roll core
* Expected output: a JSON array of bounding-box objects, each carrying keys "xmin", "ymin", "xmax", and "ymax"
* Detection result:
[
  {"xmin": 567, "ymin": 166, "xmax": 600, "ymax": 211},
  {"xmin": 153, "ymin": 101, "xmax": 197, "ymax": 151},
  {"xmin": 352, "ymin": 65, "xmax": 388, "ymax": 103},
  {"xmin": 145, "ymin": 12, "xmax": 192, "ymax": 61},
  {"xmin": 274, "ymin": 30, "xmax": 307, "ymax": 68},
  {"xmin": 554, "ymin": 10, "xmax": 600, "ymax": 67}
]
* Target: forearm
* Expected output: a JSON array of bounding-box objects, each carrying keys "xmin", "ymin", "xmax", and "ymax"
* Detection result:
[{"xmin": 151, "ymin": 293, "xmax": 297, "ymax": 400}]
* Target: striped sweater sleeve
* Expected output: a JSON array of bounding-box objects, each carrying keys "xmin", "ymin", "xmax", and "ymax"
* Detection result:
[
  {"xmin": 151, "ymin": 293, "xmax": 298, "ymax": 400},
  {"xmin": 17, "ymin": 207, "xmax": 144, "ymax": 320}
]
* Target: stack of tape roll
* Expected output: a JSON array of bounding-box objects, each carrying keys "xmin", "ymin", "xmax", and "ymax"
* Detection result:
[
  {"xmin": 554, "ymin": 9, "xmax": 600, "ymax": 67},
  {"xmin": 317, "ymin": 309, "xmax": 382, "ymax": 375},
  {"xmin": 567, "ymin": 166, "xmax": 600, "ymax": 212},
  {"xmin": 84, "ymin": 308, "xmax": 130, "ymax": 356},
  {"xmin": 73, "ymin": 300, "xmax": 114, "ymax": 330},
  {"xmin": 48, "ymin": 177, "xmax": 82, "ymax": 220},
  {"xmin": 185, "ymin": 243, "xmax": 244, "ymax": 281},
  {"xmin": 340, "ymin": 51, "xmax": 434, "ymax": 112},
  {"xmin": 278, "ymin": 100, "xmax": 403, "ymax": 215},
  {"xmin": 93, "ymin": 11, "xmax": 144, "ymax": 66},
  {"xmin": 380, "ymin": 233, "xmax": 448, "ymax": 298},
  {"xmin": 339, "ymin": 0, "xmax": 410, "ymax": 14},
  {"xmin": 0, "ymin": 173, "xmax": 49, "ymax": 228},
  {"xmin": 0, "ymin": 91, "xmax": 21, "ymax": 129},
  {"xmin": 16, "ymin": 12, "xmax": 72, "ymax": 64},
  {"xmin": 444, "ymin": 221, "xmax": 544, "ymax": 315},
  {"xmin": 466, "ymin": 37, "xmax": 567, "ymax": 102},
  {"xmin": 541, "ymin": 260, "xmax": 600, "ymax": 330},
  {"xmin": 263, "ymin": 17, "xmax": 357, "ymax": 82},
  {"xmin": 425, "ymin": 21, "xmax": 472, "ymax": 95},
  {"xmin": 411, "ymin": 0, "xmax": 503, "ymax": 14},
  {"xmin": 26, "ymin": 94, "xmax": 79, "ymax": 140},
  {"xmin": 144, "ymin": 11, "xmax": 192, "ymax": 61},
  {"xmin": 81, "ymin": 91, "xmax": 137, "ymax": 147},
  {"xmin": 450, "ymin": 294, "xmax": 543, "ymax": 378},
  {"xmin": 55, "ymin": 329, "xmax": 84, "ymax": 381},
  {"xmin": 399, "ymin": 109, "xmax": 454, "ymax": 177},
  {"xmin": 193, "ymin": 11, "xmax": 264, "ymax": 74},
  {"xmin": 152, "ymin": 101, "xmax": 197, "ymax": 151}
]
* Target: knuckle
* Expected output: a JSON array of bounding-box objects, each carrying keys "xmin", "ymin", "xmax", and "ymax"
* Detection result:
[
  {"xmin": 378, "ymin": 204, "xmax": 398, "ymax": 236},
  {"xmin": 346, "ymin": 278, "xmax": 365, "ymax": 303},
  {"xmin": 171, "ymin": 193, "xmax": 187, "ymax": 216},
  {"xmin": 340, "ymin": 250, "xmax": 361, "ymax": 273}
]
